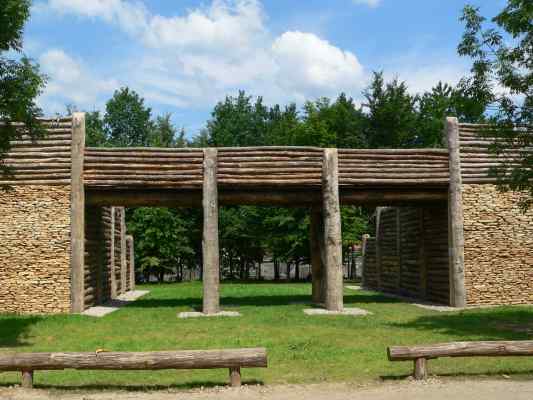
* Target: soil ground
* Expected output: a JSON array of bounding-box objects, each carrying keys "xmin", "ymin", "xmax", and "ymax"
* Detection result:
[{"xmin": 1, "ymin": 379, "xmax": 532, "ymax": 400}]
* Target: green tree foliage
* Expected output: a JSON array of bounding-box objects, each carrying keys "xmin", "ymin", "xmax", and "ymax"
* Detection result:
[
  {"xmin": 0, "ymin": 0, "xmax": 46, "ymax": 175},
  {"xmin": 458, "ymin": 1, "xmax": 532, "ymax": 208},
  {"xmin": 363, "ymin": 72, "xmax": 419, "ymax": 148},
  {"xmin": 127, "ymin": 208, "xmax": 196, "ymax": 282},
  {"xmin": 150, "ymin": 113, "xmax": 177, "ymax": 147},
  {"xmin": 104, "ymin": 87, "xmax": 153, "ymax": 147}
]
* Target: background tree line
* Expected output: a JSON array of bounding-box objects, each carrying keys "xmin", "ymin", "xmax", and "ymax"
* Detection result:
[{"xmin": 1, "ymin": 0, "xmax": 530, "ymax": 281}]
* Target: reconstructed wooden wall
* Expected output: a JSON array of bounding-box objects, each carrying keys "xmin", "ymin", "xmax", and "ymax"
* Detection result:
[
  {"xmin": 362, "ymin": 206, "xmax": 450, "ymax": 305},
  {"xmin": 83, "ymin": 206, "xmax": 132, "ymax": 309}
]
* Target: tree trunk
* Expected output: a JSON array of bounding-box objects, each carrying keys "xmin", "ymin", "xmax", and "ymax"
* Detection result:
[
  {"xmin": 274, "ymin": 260, "xmax": 280, "ymax": 281},
  {"xmin": 295, "ymin": 261, "xmax": 300, "ymax": 281}
]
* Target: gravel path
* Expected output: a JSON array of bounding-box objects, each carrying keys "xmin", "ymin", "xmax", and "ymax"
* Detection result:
[{"xmin": 1, "ymin": 379, "xmax": 532, "ymax": 400}]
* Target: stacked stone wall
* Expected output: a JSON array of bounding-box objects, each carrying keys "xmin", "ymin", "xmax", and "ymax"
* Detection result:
[
  {"xmin": 463, "ymin": 184, "xmax": 533, "ymax": 305},
  {"xmin": 0, "ymin": 186, "xmax": 71, "ymax": 314}
]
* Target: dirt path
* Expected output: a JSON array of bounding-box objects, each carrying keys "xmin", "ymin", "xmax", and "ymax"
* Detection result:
[{"xmin": 1, "ymin": 379, "xmax": 532, "ymax": 400}]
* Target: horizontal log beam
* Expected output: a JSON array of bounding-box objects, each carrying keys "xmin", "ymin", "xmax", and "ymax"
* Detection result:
[
  {"xmin": 0, "ymin": 349, "xmax": 267, "ymax": 371},
  {"xmin": 388, "ymin": 341, "xmax": 533, "ymax": 361},
  {"xmin": 86, "ymin": 188, "xmax": 447, "ymax": 207}
]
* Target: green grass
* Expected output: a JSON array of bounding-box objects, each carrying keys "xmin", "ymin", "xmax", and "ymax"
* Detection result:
[{"xmin": 1, "ymin": 282, "xmax": 532, "ymax": 390}]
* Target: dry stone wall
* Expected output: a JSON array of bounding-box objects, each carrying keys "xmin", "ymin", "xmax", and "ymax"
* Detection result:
[
  {"xmin": 463, "ymin": 184, "xmax": 533, "ymax": 305},
  {"xmin": 0, "ymin": 186, "xmax": 71, "ymax": 314}
]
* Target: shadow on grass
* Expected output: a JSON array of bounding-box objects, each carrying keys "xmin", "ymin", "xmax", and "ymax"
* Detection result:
[
  {"xmin": 128, "ymin": 293, "xmax": 400, "ymax": 309},
  {"xmin": 0, "ymin": 316, "xmax": 41, "ymax": 348},
  {"xmin": 388, "ymin": 308, "xmax": 533, "ymax": 340},
  {"xmin": 0, "ymin": 379, "xmax": 264, "ymax": 392}
]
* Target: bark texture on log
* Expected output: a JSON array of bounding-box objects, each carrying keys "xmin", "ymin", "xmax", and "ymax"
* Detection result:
[
  {"xmin": 70, "ymin": 113, "xmax": 86, "ymax": 313},
  {"xmin": 446, "ymin": 117, "xmax": 466, "ymax": 308},
  {"xmin": 388, "ymin": 341, "xmax": 533, "ymax": 361},
  {"xmin": 202, "ymin": 148, "xmax": 220, "ymax": 315},
  {"xmin": 0, "ymin": 348, "xmax": 268, "ymax": 370},
  {"xmin": 322, "ymin": 149, "xmax": 343, "ymax": 312}
]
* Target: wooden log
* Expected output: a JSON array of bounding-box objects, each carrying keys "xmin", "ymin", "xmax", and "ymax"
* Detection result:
[
  {"xmin": 388, "ymin": 341, "xmax": 533, "ymax": 361},
  {"xmin": 21, "ymin": 370, "xmax": 33, "ymax": 388},
  {"xmin": 70, "ymin": 112, "xmax": 86, "ymax": 313},
  {"xmin": 310, "ymin": 207, "xmax": 324, "ymax": 304},
  {"xmin": 229, "ymin": 367, "xmax": 241, "ymax": 387},
  {"xmin": 119, "ymin": 208, "xmax": 127, "ymax": 295},
  {"xmin": 127, "ymin": 235, "xmax": 135, "ymax": 291},
  {"xmin": 110, "ymin": 207, "xmax": 117, "ymax": 299},
  {"xmin": 0, "ymin": 349, "xmax": 268, "ymax": 371},
  {"xmin": 446, "ymin": 117, "xmax": 466, "ymax": 308},
  {"xmin": 414, "ymin": 358, "xmax": 427, "ymax": 380},
  {"xmin": 322, "ymin": 149, "xmax": 343, "ymax": 312},
  {"xmin": 202, "ymin": 148, "xmax": 220, "ymax": 315}
]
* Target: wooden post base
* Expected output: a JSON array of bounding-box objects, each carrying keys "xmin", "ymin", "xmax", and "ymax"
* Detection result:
[
  {"xmin": 21, "ymin": 370, "xmax": 33, "ymax": 388},
  {"xmin": 229, "ymin": 367, "xmax": 241, "ymax": 387},
  {"xmin": 413, "ymin": 358, "xmax": 427, "ymax": 380}
]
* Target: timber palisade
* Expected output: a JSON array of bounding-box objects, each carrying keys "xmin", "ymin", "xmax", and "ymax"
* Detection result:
[
  {"xmin": 0, "ymin": 115, "xmax": 531, "ymax": 314},
  {"xmin": 0, "ymin": 348, "xmax": 268, "ymax": 388},
  {"xmin": 388, "ymin": 341, "xmax": 533, "ymax": 380}
]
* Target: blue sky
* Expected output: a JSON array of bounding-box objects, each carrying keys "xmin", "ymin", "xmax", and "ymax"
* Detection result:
[{"xmin": 24, "ymin": 0, "xmax": 504, "ymax": 136}]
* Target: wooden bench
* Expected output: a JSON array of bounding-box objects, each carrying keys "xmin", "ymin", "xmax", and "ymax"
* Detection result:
[
  {"xmin": 388, "ymin": 340, "xmax": 533, "ymax": 379},
  {"xmin": 0, "ymin": 348, "xmax": 267, "ymax": 388}
]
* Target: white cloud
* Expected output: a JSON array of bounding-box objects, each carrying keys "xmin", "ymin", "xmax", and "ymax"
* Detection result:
[
  {"xmin": 352, "ymin": 0, "xmax": 381, "ymax": 8},
  {"xmin": 272, "ymin": 31, "xmax": 364, "ymax": 97},
  {"xmin": 38, "ymin": 49, "xmax": 118, "ymax": 113},
  {"xmin": 33, "ymin": 0, "xmax": 368, "ymax": 110}
]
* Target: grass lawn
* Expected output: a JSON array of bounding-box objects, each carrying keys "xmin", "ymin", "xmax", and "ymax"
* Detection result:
[{"xmin": 0, "ymin": 282, "xmax": 532, "ymax": 390}]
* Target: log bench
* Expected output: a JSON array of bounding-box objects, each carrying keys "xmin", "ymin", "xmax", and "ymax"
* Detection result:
[
  {"xmin": 0, "ymin": 348, "xmax": 267, "ymax": 388},
  {"xmin": 388, "ymin": 340, "xmax": 533, "ymax": 379}
]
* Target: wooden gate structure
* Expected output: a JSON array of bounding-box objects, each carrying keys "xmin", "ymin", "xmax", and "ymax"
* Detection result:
[{"xmin": 1, "ymin": 114, "xmax": 531, "ymax": 314}]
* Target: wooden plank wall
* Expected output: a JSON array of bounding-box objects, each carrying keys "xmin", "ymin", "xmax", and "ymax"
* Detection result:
[{"xmin": 362, "ymin": 206, "xmax": 450, "ymax": 305}]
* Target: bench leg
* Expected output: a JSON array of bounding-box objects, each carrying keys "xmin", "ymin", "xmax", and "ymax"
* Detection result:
[
  {"xmin": 21, "ymin": 370, "xmax": 33, "ymax": 389},
  {"xmin": 229, "ymin": 367, "xmax": 241, "ymax": 387},
  {"xmin": 414, "ymin": 358, "xmax": 427, "ymax": 380}
]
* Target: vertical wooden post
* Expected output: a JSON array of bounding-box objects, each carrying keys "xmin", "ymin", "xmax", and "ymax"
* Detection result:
[
  {"xmin": 375, "ymin": 207, "xmax": 383, "ymax": 290},
  {"xmin": 361, "ymin": 234, "xmax": 369, "ymax": 287},
  {"xmin": 322, "ymin": 148, "xmax": 343, "ymax": 312},
  {"xmin": 110, "ymin": 207, "xmax": 117, "ymax": 299},
  {"xmin": 95, "ymin": 207, "xmax": 104, "ymax": 305},
  {"xmin": 70, "ymin": 112, "xmax": 85, "ymax": 313},
  {"xmin": 310, "ymin": 207, "xmax": 324, "ymax": 304},
  {"xmin": 446, "ymin": 117, "xmax": 466, "ymax": 308},
  {"xmin": 21, "ymin": 370, "xmax": 33, "ymax": 389},
  {"xmin": 120, "ymin": 208, "xmax": 127, "ymax": 294},
  {"xmin": 229, "ymin": 367, "xmax": 241, "ymax": 387},
  {"xmin": 396, "ymin": 208, "xmax": 402, "ymax": 291},
  {"xmin": 414, "ymin": 358, "xmax": 428, "ymax": 380},
  {"xmin": 127, "ymin": 235, "xmax": 135, "ymax": 291},
  {"xmin": 202, "ymin": 148, "xmax": 220, "ymax": 315},
  {"xmin": 419, "ymin": 209, "xmax": 428, "ymax": 299}
]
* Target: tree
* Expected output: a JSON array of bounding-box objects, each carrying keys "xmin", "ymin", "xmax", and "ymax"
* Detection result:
[
  {"xmin": 297, "ymin": 94, "xmax": 367, "ymax": 148},
  {"xmin": 0, "ymin": 0, "xmax": 46, "ymax": 176},
  {"xmin": 416, "ymin": 81, "xmax": 489, "ymax": 147},
  {"xmin": 104, "ymin": 87, "xmax": 152, "ymax": 147},
  {"xmin": 458, "ymin": 1, "xmax": 532, "ymax": 208},
  {"xmin": 207, "ymin": 91, "xmax": 270, "ymax": 147},
  {"xmin": 363, "ymin": 72, "xmax": 419, "ymax": 148},
  {"xmin": 150, "ymin": 113, "xmax": 177, "ymax": 147},
  {"xmin": 127, "ymin": 208, "xmax": 195, "ymax": 282}
]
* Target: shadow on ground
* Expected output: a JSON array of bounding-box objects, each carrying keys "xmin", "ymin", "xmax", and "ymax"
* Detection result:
[
  {"xmin": 389, "ymin": 308, "xmax": 533, "ymax": 340},
  {"xmin": 0, "ymin": 316, "xmax": 41, "ymax": 348},
  {"xmin": 128, "ymin": 293, "xmax": 401, "ymax": 309},
  {"xmin": 0, "ymin": 379, "xmax": 264, "ymax": 391}
]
